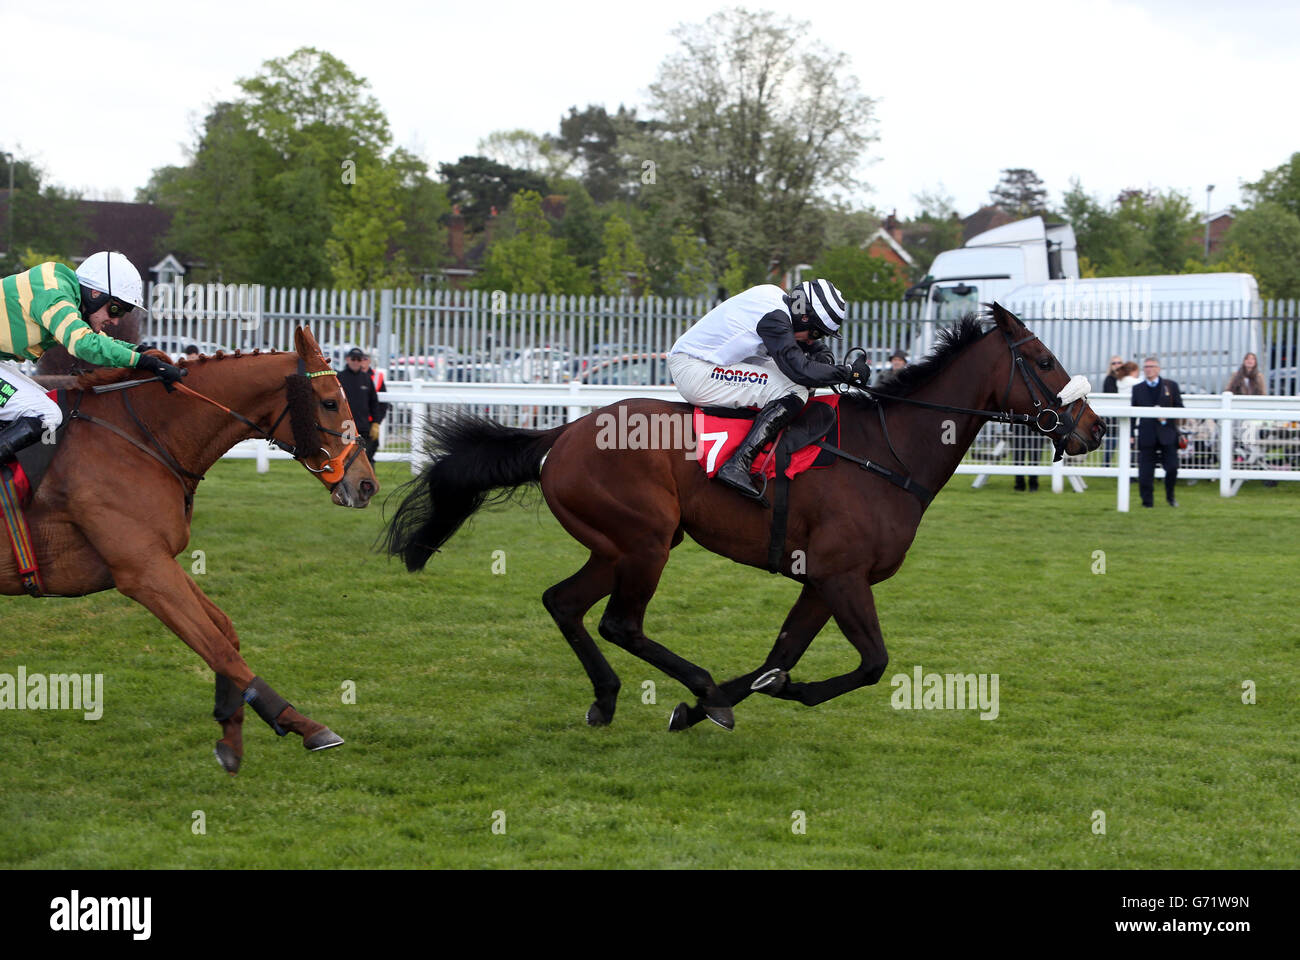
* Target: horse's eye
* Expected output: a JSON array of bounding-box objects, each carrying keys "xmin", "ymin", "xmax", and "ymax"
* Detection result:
[
  {"xmin": 322, "ymin": 399, "xmax": 338, "ymax": 411},
  {"xmin": 1037, "ymin": 357, "xmax": 1054, "ymax": 370}
]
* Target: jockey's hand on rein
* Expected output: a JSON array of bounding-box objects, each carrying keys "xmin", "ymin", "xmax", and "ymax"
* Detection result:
[
  {"xmin": 839, "ymin": 359, "xmax": 871, "ymax": 388},
  {"xmin": 137, "ymin": 353, "xmax": 188, "ymax": 391}
]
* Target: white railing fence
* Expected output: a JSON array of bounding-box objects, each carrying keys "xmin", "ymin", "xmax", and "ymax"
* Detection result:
[{"xmin": 217, "ymin": 384, "xmax": 1300, "ymax": 514}]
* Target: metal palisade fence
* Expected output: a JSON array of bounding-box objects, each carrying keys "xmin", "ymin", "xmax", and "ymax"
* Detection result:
[
  {"xmin": 141, "ymin": 283, "xmax": 1300, "ymax": 392},
  {"xmin": 140, "ymin": 283, "xmax": 1300, "ymax": 449}
]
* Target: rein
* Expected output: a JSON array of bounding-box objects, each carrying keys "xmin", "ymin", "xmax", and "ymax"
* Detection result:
[
  {"xmin": 847, "ymin": 327, "xmax": 1090, "ymax": 466},
  {"xmin": 73, "ymin": 356, "xmax": 362, "ymax": 506}
]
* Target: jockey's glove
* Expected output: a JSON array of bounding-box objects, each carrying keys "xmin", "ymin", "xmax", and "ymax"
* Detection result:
[
  {"xmin": 369, "ymin": 422, "xmax": 381, "ymax": 441},
  {"xmin": 136, "ymin": 353, "xmax": 188, "ymax": 391},
  {"xmin": 837, "ymin": 361, "xmax": 870, "ymax": 389}
]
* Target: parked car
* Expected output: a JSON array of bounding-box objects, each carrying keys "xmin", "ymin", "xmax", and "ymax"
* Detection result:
[
  {"xmin": 506, "ymin": 347, "xmax": 572, "ymax": 383},
  {"xmin": 575, "ymin": 352, "xmax": 672, "ymax": 386},
  {"xmin": 388, "ymin": 346, "xmax": 469, "ymax": 380}
]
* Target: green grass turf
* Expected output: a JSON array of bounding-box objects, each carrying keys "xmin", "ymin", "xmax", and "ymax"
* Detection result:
[{"xmin": 1, "ymin": 461, "xmax": 1296, "ymax": 868}]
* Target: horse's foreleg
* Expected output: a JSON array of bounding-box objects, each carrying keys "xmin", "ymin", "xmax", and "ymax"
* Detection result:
[
  {"xmin": 675, "ymin": 583, "xmax": 832, "ymax": 729},
  {"xmin": 597, "ymin": 550, "xmax": 734, "ymax": 730},
  {"xmin": 113, "ymin": 559, "xmax": 343, "ymax": 756},
  {"xmin": 185, "ymin": 581, "xmax": 247, "ymax": 774},
  {"xmin": 767, "ymin": 570, "xmax": 889, "ymax": 707},
  {"xmin": 542, "ymin": 554, "xmax": 620, "ymax": 726}
]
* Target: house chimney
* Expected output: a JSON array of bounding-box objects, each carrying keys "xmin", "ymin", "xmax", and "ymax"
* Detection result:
[
  {"xmin": 886, "ymin": 209, "xmax": 903, "ymax": 244},
  {"xmin": 449, "ymin": 204, "xmax": 465, "ymax": 265}
]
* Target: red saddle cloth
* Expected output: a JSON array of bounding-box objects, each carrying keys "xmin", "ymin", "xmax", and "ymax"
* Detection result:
[
  {"xmin": 7, "ymin": 462, "xmax": 31, "ymax": 505},
  {"xmin": 693, "ymin": 394, "xmax": 839, "ymax": 480}
]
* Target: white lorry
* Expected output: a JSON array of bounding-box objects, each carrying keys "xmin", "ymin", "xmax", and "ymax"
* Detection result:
[{"xmin": 903, "ymin": 216, "xmax": 1262, "ymax": 392}]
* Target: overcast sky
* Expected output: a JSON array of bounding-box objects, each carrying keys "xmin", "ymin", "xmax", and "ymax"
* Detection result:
[{"xmin": 6, "ymin": 0, "xmax": 1296, "ymax": 221}]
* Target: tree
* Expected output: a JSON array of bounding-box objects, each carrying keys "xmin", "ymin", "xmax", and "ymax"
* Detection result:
[
  {"xmin": 810, "ymin": 246, "xmax": 905, "ymax": 301},
  {"xmin": 326, "ymin": 161, "xmax": 411, "ymax": 289},
  {"xmin": 0, "ymin": 153, "xmax": 88, "ymax": 263},
  {"xmin": 636, "ymin": 7, "xmax": 878, "ymax": 278},
  {"xmin": 553, "ymin": 105, "xmax": 642, "ymax": 204},
  {"xmin": 719, "ymin": 251, "xmax": 748, "ymax": 299},
  {"xmin": 477, "ymin": 129, "xmax": 574, "ymax": 181},
  {"xmin": 596, "ymin": 215, "xmax": 648, "ymax": 295},
  {"xmin": 438, "ymin": 155, "xmax": 549, "ymax": 234},
  {"xmin": 989, "ymin": 168, "xmax": 1048, "ymax": 217},
  {"xmin": 903, "ymin": 188, "xmax": 964, "ymax": 275},
  {"xmin": 1059, "ymin": 179, "xmax": 1199, "ymax": 276},
  {"xmin": 1221, "ymin": 203, "xmax": 1300, "ymax": 299},
  {"xmin": 144, "ymin": 49, "xmax": 437, "ymax": 287},
  {"xmin": 473, "ymin": 190, "xmax": 590, "ymax": 295},
  {"xmin": 1242, "ymin": 152, "xmax": 1300, "ymax": 218},
  {"xmin": 549, "ymin": 178, "xmax": 605, "ymax": 272},
  {"xmin": 670, "ymin": 226, "xmax": 715, "ymax": 297}
]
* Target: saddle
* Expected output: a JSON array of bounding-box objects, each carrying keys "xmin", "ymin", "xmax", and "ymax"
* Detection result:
[
  {"xmin": 693, "ymin": 394, "xmax": 840, "ymax": 480},
  {"xmin": 693, "ymin": 395, "xmax": 840, "ymax": 575},
  {"xmin": 0, "ymin": 389, "xmax": 71, "ymax": 596}
]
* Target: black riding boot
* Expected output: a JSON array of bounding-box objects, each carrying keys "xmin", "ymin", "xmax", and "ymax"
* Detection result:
[
  {"xmin": 716, "ymin": 396, "xmax": 802, "ymax": 500},
  {"xmin": 0, "ymin": 417, "xmax": 45, "ymax": 464}
]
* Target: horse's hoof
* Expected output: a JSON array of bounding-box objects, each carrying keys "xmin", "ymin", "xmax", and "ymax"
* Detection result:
[
  {"xmin": 751, "ymin": 668, "xmax": 788, "ymax": 694},
  {"xmin": 668, "ymin": 702, "xmax": 692, "ymax": 732},
  {"xmin": 213, "ymin": 742, "xmax": 241, "ymax": 775},
  {"xmin": 586, "ymin": 702, "xmax": 612, "ymax": 726},
  {"xmin": 303, "ymin": 728, "xmax": 345, "ymax": 751},
  {"xmin": 704, "ymin": 705, "xmax": 735, "ymax": 730}
]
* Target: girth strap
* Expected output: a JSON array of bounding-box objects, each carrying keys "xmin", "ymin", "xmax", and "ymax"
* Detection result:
[{"xmin": 766, "ymin": 438, "xmax": 792, "ymax": 574}]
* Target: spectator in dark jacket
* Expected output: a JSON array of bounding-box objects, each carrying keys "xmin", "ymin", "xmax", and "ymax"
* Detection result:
[
  {"xmin": 1132, "ymin": 356, "xmax": 1184, "ymax": 507},
  {"xmin": 338, "ymin": 347, "xmax": 379, "ymax": 460}
]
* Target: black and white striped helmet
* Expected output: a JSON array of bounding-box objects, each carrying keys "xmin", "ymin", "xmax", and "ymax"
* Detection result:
[{"xmin": 794, "ymin": 279, "xmax": 847, "ymax": 336}]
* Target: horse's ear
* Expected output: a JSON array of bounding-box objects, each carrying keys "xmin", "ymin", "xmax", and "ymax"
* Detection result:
[
  {"xmin": 989, "ymin": 302, "xmax": 1022, "ymax": 331},
  {"xmin": 294, "ymin": 326, "xmax": 322, "ymax": 361}
]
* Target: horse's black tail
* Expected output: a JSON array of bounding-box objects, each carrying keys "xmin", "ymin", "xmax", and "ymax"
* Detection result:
[{"xmin": 381, "ymin": 413, "xmax": 568, "ymax": 571}]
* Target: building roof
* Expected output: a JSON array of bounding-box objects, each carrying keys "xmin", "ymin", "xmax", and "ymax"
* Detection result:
[
  {"xmin": 961, "ymin": 205, "xmax": 1015, "ymax": 242},
  {"xmin": 75, "ymin": 200, "xmax": 174, "ymax": 273},
  {"xmin": 864, "ymin": 227, "xmax": 916, "ymax": 267}
]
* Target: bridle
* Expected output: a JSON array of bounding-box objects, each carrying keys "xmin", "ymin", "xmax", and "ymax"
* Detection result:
[
  {"xmin": 79, "ymin": 354, "xmax": 364, "ymax": 505},
  {"xmin": 176, "ymin": 355, "xmax": 365, "ymax": 484},
  {"xmin": 846, "ymin": 325, "xmax": 1094, "ymax": 463}
]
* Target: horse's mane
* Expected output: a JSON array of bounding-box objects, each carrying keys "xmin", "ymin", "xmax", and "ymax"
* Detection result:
[
  {"xmin": 74, "ymin": 348, "xmax": 286, "ymax": 390},
  {"xmin": 854, "ymin": 313, "xmax": 992, "ymax": 402}
]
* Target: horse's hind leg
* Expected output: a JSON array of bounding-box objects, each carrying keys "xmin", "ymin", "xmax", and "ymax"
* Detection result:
[
  {"xmin": 597, "ymin": 549, "xmax": 734, "ymax": 730},
  {"xmin": 766, "ymin": 570, "xmax": 889, "ymax": 707},
  {"xmin": 542, "ymin": 554, "xmax": 620, "ymax": 726},
  {"xmin": 675, "ymin": 583, "xmax": 831, "ymax": 729}
]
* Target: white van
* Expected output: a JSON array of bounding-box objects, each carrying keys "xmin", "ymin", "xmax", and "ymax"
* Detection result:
[{"xmin": 905, "ymin": 217, "xmax": 1263, "ymax": 392}]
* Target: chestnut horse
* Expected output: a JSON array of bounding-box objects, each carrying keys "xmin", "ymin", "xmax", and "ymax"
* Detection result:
[
  {"xmin": 1, "ymin": 328, "xmax": 377, "ymax": 773},
  {"xmin": 384, "ymin": 304, "xmax": 1105, "ymax": 731}
]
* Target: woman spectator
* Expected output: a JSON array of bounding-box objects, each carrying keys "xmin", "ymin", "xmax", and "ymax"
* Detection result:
[
  {"xmin": 1102, "ymin": 355, "xmax": 1122, "ymax": 465},
  {"xmin": 1226, "ymin": 353, "xmax": 1266, "ymax": 396},
  {"xmin": 1227, "ymin": 352, "xmax": 1269, "ymax": 477},
  {"xmin": 1115, "ymin": 361, "xmax": 1141, "ymax": 392}
]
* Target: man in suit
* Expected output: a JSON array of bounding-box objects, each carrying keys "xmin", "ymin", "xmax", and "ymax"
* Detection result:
[{"xmin": 1131, "ymin": 356, "xmax": 1184, "ymax": 507}]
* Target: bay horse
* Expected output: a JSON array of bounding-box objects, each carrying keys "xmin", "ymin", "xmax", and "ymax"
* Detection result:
[
  {"xmin": 383, "ymin": 304, "xmax": 1105, "ymax": 731},
  {"xmin": 0, "ymin": 327, "xmax": 377, "ymax": 773}
]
